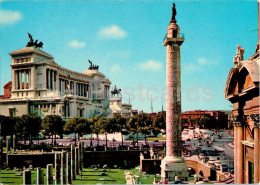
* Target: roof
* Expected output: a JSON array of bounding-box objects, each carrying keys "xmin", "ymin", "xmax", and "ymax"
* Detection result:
[
  {"xmin": 9, "ymin": 47, "xmax": 53, "ymax": 59},
  {"xmin": 3, "ymin": 81, "xmax": 12, "ymax": 88},
  {"xmin": 224, "ymin": 56, "xmax": 260, "ymax": 99},
  {"xmin": 240, "ymin": 59, "xmax": 260, "ymax": 83},
  {"xmin": 82, "ymin": 69, "xmax": 105, "ymax": 77}
]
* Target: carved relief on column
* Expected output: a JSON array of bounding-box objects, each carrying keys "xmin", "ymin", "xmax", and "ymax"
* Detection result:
[
  {"xmin": 249, "ymin": 114, "xmax": 260, "ymax": 128},
  {"xmin": 232, "ymin": 115, "xmax": 243, "ymax": 127}
]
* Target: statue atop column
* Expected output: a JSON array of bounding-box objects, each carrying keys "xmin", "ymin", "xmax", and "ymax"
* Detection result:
[
  {"xmin": 171, "ymin": 3, "xmax": 177, "ymax": 22},
  {"xmin": 26, "ymin": 33, "xmax": 43, "ymax": 49}
]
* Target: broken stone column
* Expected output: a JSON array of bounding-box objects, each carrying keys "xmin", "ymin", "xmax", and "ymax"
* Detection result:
[
  {"xmin": 61, "ymin": 152, "xmax": 67, "ymax": 185},
  {"xmin": 6, "ymin": 136, "xmax": 9, "ymax": 166},
  {"xmin": 80, "ymin": 142, "xmax": 84, "ymax": 171},
  {"xmin": 46, "ymin": 164, "xmax": 53, "ymax": 185},
  {"xmin": 36, "ymin": 167, "xmax": 44, "ymax": 185},
  {"xmin": 13, "ymin": 135, "xmax": 16, "ymax": 151},
  {"xmin": 66, "ymin": 152, "xmax": 72, "ymax": 184},
  {"xmin": 71, "ymin": 145, "xmax": 75, "ymax": 180},
  {"xmin": 23, "ymin": 169, "xmax": 31, "ymax": 185},
  {"xmin": 55, "ymin": 153, "xmax": 61, "ymax": 185},
  {"xmin": 75, "ymin": 147, "xmax": 79, "ymax": 175}
]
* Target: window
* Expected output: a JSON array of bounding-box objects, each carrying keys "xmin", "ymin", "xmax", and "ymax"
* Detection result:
[
  {"xmin": 9, "ymin": 108, "xmax": 15, "ymax": 118},
  {"xmin": 248, "ymin": 161, "xmax": 254, "ymax": 184}
]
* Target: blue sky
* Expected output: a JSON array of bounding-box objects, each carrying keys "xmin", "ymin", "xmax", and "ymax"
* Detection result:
[{"xmin": 0, "ymin": 1, "xmax": 258, "ymax": 113}]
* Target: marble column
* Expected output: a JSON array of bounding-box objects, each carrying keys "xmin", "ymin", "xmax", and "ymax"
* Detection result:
[
  {"xmin": 52, "ymin": 71, "xmax": 55, "ymax": 90},
  {"xmin": 66, "ymin": 152, "xmax": 72, "ymax": 184},
  {"xmin": 71, "ymin": 145, "xmax": 75, "ymax": 180},
  {"xmin": 61, "ymin": 152, "xmax": 66, "ymax": 185},
  {"xmin": 15, "ymin": 71, "xmax": 18, "ymax": 90},
  {"xmin": 161, "ymin": 3, "xmax": 187, "ymax": 182},
  {"xmin": 55, "ymin": 153, "xmax": 61, "ymax": 185},
  {"xmin": 253, "ymin": 119, "xmax": 260, "ymax": 183},
  {"xmin": 46, "ymin": 164, "xmax": 53, "ymax": 185},
  {"xmin": 57, "ymin": 75, "xmax": 60, "ymax": 93},
  {"xmin": 11, "ymin": 69, "xmax": 15, "ymax": 90},
  {"xmin": 233, "ymin": 125, "xmax": 238, "ymax": 183},
  {"xmin": 31, "ymin": 67, "xmax": 36, "ymax": 90},
  {"xmin": 36, "ymin": 167, "xmax": 44, "ymax": 185},
  {"xmin": 23, "ymin": 169, "xmax": 31, "ymax": 185},
  {"xmin": 20, "ymin": 71, "xmax": 23, "ymax": 90},
  {"xmin": 48, "ymin": 69, "xmax": 51, "ymax": 90},
  {"xmin": 236, "ymin": 121, "xmax": 244, "ymax": 184},
  {"xmin": 28, "ymin": 70, "xmax": 31, "ymax": 89},
  {"xmin": 24, "ymin": 70, "xmax": 27, "ymax": 89},
  {"xmin": 75, "ymin": 147, "xmax": 79, "ymax": 175}
]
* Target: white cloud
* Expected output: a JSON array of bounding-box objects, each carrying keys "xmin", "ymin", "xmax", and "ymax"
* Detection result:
[
  {"xmin": 110, "ymin": 64, "xmax": 121, "ymax": 72},
  {"xmin": 198, "ymin": 57, "xmax": 208, "ymax": 65},
  {"xmin": 139, "ymin": 60, "xmax": 162, "ymax": 71},
  {"xmin": 68, "ymin": 40, "xmax": 86, "ymax": 48},
  {"xmin": 98, "ymin": 25, "xmax": 127, "ymax": 40},
  {"xmin": 0, "ymin": 10, "xmax": 22, "ymax": 25}
]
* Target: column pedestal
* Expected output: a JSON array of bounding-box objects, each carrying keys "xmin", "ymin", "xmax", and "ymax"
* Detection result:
[{"xmin": 161, "ymin": 156, "xmax": 187, "ymax": 182}]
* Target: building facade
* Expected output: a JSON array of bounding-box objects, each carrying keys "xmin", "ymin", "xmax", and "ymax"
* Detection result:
[
  {"xmin": 224, "ymin": 45, "xmax": 259, "ymax": 183},
  {"xmin": 0, "ymin": 47, "xmax": 111, "ymax": 119},
  {"xmin": 181, "ymin": 110, "xmax": 229, "ymax": 129}
]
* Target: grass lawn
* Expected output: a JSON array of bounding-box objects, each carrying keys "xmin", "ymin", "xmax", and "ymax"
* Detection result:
[
  {"xmin": 1, "ymin": 168, "xmax": 155, "ymax": 184},
  {"xmin": 72, "ymin": 168, "xmax": 156, "ymax": 184},
  {"xmin": 0, "ymin": 169, "xmax": 46, "ymax": 184}
]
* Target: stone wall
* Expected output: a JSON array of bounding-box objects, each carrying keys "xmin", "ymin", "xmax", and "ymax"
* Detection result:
[
  {"xmin": 7, "ymin": 153, "xmax": 55, "ymax": 168},
  {"xmin": 84, "ymin": 150, "xmax": 142, "ymax": 168}
]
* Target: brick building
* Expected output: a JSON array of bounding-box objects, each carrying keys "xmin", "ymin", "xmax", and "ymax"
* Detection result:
[{"xmin": 181, "ymin": 110, "xmax": 228, "ymax": 129}]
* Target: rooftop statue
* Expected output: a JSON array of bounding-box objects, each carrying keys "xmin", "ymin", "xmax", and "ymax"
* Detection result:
[
  {"xmin": 233, "ymin": 45, "xmax": 244, "ymax": 67},
  {"xmin": 171, "ymin": 3, "xmax": 177, "ymax": 22},
  {"xmin": 26, "ymin": 33, "xmax": 43, "ymax": 49},
  {"xmin": 111, "ymin": 85, "xmax": 121, "ymax": 97},
  {"xmin": 88, "ymin": 60, "xmax": 99, "ymax": 70}
]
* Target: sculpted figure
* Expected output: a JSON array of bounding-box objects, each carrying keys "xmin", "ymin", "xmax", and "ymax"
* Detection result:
[
  {"xmin": 88, "ymin": 60, "xmax": 99, "ymax": 70},
  {"xmin": 26, "ymin": 33, "xmax": 44, "ymax": 49},
  {"xmin": 171, "ymin": 3, "xmax": 177, "ymax": 22},
  {"xmin": 233, "ymin": 45, "xmax": 244, "ymax": 67}
]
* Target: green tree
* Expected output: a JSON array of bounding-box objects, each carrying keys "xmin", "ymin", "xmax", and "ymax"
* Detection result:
[
  {"xmin": 199, "ymin": 117, "xmax": 211, "ymax": 129},
  {"xmin": 90, "ymin": 116, "xmax": 102, "ymax": 146},
  {"xmin": 14, "ymin": 114, "xmax": 42, "ymax": 145},
  {"xmin": 137, "ymin": 113, "xmax": 152, "ymax": 145},
  {"xmin": 127, "ymin": 114, "xmax": 138, "ymax": 146},
  {"xmin": 89, "ymin": 116, "xmax": 99, "ymax": 146},
  {"xmin": 0, "ymin": 115, "xmax": 15, "ymax": 138},
  {"xmin": 42, "ymin": 115, "xmax": 64, "ymax": 145},
  {"xmin": 152, "ymin": 111, "xmax": 166, "ymax": 136},
  {"xmin": 99, "ymin": 117, "xmax": 113, "ymax": 147},
  {"xmin": 112, "ymin": 114, "xmax": 128, "ymax": 146},
  {"xmin": 64, "ymin": 117, "xmax": 89, "ymax": 145}
]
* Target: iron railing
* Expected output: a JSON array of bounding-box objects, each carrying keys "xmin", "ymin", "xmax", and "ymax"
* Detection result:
[{"xmin": 163, "ymin": 33, "xmax": 185, "ymax": 42}]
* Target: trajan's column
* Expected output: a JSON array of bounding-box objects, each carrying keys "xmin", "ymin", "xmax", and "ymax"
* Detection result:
[{"xmin": 161, "ymin": 3, "xmax": 188, "ymax": 182}]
